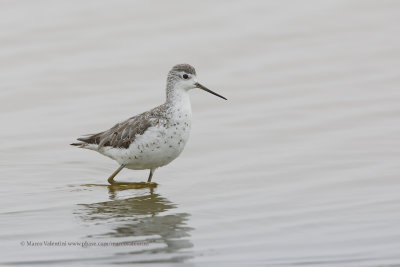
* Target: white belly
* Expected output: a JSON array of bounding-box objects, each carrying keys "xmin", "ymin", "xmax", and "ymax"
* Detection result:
[{"xmin": 99, "ymin": 118, "xmax": 191, "ymax": 170}]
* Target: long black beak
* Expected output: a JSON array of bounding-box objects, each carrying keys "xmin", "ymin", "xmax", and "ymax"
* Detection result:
[{"xmin": 195, "ymin": 82, "xmax": 227, "ymax": 100}]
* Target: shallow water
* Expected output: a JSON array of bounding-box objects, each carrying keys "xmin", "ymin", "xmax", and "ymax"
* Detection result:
[{"xmin": 1, "ymin": 0, "xmax": 400, "ymax": 266}]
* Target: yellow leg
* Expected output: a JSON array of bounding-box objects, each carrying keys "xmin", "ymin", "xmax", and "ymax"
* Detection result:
[
  {"xmin": 147, "ymin": 168, "xmax": 156, "ymax": 183},
  {"xmin": 107, "ymin": 165, "xmax": 157, "ymax": 187},
  {"xmin": 107, "ymin": 164, "xmax": 126, "ymax": 185}
]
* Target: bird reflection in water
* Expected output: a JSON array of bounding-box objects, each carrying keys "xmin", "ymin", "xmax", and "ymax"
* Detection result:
[{"xmin": 77, "ymin": 186, "xmax": 194, "ymax": 263}]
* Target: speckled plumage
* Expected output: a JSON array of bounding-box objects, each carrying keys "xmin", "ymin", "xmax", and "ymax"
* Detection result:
[
  {"xmin": 71, "ymin": 63, "xmax": 226, "ymax": 184},
  {"xmin": 76, "ymin": 104, "xmax": 168, "ymax": 149}
]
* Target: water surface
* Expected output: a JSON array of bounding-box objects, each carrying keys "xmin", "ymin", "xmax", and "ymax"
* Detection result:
[{"xmin": 1, "ymin": 0, "xmax": 400, "ymax": 266}]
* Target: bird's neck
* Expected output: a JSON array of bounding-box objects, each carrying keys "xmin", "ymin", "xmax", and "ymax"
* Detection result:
[
  {"xmin": 166, "ymin": 86, "xmax": 191, "ymax": 105},
  {"xmin": 165, "ymin": 88, "xmax": 192, "ymax": 119}
]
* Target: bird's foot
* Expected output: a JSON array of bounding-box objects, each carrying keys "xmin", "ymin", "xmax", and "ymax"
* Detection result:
[{"xmin": 108, "ymin": 180, "xmax": 158, "ymax": 189}]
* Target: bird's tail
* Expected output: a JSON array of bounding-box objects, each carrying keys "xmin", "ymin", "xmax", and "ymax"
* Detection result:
[
  {"xmin": 70, "ymin": 142, "xmax": 85, "ymax": 147},
  {"xmin": 70, "ymin": 140, "xmax": 90, "ymax": 148},
  {"xmin": 70, "ymin": 133, "xmax": 102, "ymax": 149}
]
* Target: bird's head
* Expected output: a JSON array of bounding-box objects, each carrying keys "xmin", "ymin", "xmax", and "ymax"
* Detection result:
[{"xmin": 167, "ymin": 64, "xmax": 227, "ymax": 100}]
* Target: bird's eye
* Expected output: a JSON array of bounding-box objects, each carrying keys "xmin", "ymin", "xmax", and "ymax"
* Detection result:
[{"xmin": 183, "ymin": 74, "xmax": 189, "ymax": 79}]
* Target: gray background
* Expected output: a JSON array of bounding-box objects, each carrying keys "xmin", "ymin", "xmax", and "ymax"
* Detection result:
[{"xmin": 0, "ymin": 0, "xmax": 399, "ymax": 265}]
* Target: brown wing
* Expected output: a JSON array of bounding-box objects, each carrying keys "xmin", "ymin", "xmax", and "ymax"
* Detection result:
[{"xmin": 72, "ymin": 104, "xmax": 167, "ymax": 149}]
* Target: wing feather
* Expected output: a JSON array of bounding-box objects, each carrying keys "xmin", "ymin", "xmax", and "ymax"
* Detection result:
[{"xmin": 72, "ymin": 104, "xmax": 168, "ymax": 149}]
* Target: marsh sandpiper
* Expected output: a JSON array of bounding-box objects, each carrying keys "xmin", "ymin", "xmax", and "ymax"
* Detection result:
[{"xmin": 71, "ymin": 64, "xmax": 227, "ymax": 185}]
